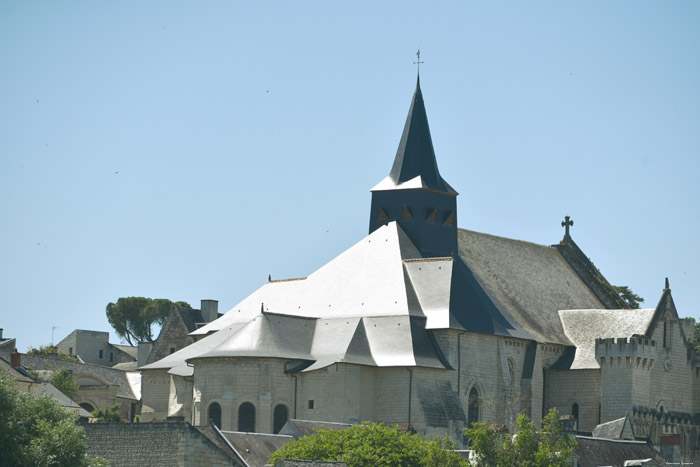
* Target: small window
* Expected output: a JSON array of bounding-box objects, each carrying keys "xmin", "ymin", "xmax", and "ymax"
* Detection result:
[
  {"xmin": 467, "ymin": 387, "xmax": 479, "ymax": 427},
  {"xmin": 99, "ymin": 349, "xmax": 103, "ymax": 359},
  {"xmin": 170, "ymin": 347, "xmax": 176, "ymax": 354},
  {"xmin": 308, "ymin": 400, "xmax": 314, "ymax": 409},
  {"xmin": 68, "ymin": 347, "xmax": 73, "ymax": 356},
  {"xmin": 109, "ymin": 352, "xmax": 113, "ymax": 362}
]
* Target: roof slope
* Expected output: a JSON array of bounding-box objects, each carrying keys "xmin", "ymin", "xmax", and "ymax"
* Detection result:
[
  {"xmin": 575, "ymin": 436, "xmax": 664, "ymax": 467},
  {"xmin": 371, "ymin": 77, "xmax": 456, "ymax": 194},
  {"xmin": 457, "ymin": 229, "xmax": 605, "ymax": 344},
  {"xmin": 559, "ymin": 309, "xmax": 655, "ymax": 369}
]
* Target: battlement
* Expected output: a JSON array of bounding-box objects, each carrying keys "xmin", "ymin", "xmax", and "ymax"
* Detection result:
[{"xmin": 595, "ymin": 337, "xmax": 657, "ymax": 369}]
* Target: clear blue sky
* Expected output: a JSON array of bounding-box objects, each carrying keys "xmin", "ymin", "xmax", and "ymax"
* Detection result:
[{"xmin": 1, "ymin": 2, "xmax": 698, "ymax": 351}]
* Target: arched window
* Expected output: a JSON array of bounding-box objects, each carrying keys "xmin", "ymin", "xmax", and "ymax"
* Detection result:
[
  {"xmin": 208, "ymin": 402, "xmax": 222, "ymax": 428},
  {"xmin": 467, "ymin": 386, "xmax": 480, "ymax": 427},
  {"xmin": 238, "ymin": 402, "xmax": 255, "ymax": 432},
  {"xmin": 80, "ymin": 402, "xmax": 95, "ymax": 413},
  {"xmin": 571, "ymin": 403, "xmax": 579, "ymax": 420},
  {"xmin": 598, "ymin": 404, "xmax": 602, "ymax": 424},
  {"xmin": 273, "ymin": 404, "xmax": 289, "ymax": 434}
]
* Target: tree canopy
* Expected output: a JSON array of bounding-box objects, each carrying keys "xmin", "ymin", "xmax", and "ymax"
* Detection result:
[
  {"xmin": 0, "ymin": 373, "xmax": 104, "ymax": 466},
  {"xmin": 269, "ymin": 422, "xmax": 467, "ymax": 467},
  {"xmin": 105, "ymin": 297, "xmax": 191, "ymax": 345},
  {"xmin": 613, "ymin": 285, "xmax": 644, "ymax": 309},
  {"xmin": 465, "ymin": 409, "xmax": 576, "ymax": 467},
  {"xmin": 92, "ymin": 403, "xmax": 122, "ymax": 423},
  {"xmin": 27, "ymin": 344, "xmax": 78, "ymax": 362}
]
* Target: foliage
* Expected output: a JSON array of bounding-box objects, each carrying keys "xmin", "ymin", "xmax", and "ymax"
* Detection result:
[
  {"xmin": 50, "ymin": 368, "xmax": 80, "ymax": 400},
  {"xmin": 269, "ymin": 422, "xmax": 467, "ymax": 467},
  {"xmin": 465, "ymin": 409, "xmax": 577, "ymax": 467},
  {"xmin": 693, "ymin": 320, "xmax": 700, "ymax": 352},
  {"xmin": 613, "ymin": 285, "xmax": 644, "ymax": 309},
  {"xmin": 0, "ymin": 373, "xmax": 102, "ymax": 466},
  {"xmin": 27, "ymin": 344, "xmax": 78, "ymax": 361},
  {"xmin": 105, "ymin": 297, "xmax": 191, "ymax": 345},
  {"xmin": 92, "ymin": 403, "xmax": 122, "ymax": 423}
]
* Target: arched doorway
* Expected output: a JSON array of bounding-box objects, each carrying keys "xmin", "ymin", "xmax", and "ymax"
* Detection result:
[{"xmin": 238, "ymin": 402, "xmax": 255, "ymax": 432}]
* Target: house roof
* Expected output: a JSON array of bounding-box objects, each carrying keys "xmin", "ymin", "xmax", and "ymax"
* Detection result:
[
  {"xmin": 592, "ymin": 413, "xmax": 636, "ymax": 440},
  {"xmin": 559, "ymin": 309, "xmax": 655, "ymax": 369},
  {"xmin": 278, "ymin": 419, "xmax": 352, "ymax": 439},
  {"xmin": 217, "ymin": 430, "xmax": 293, "ymax": 467},
  {"xmin": 575, "ymin": 436, "xmax": 665, "ymax": 467}
]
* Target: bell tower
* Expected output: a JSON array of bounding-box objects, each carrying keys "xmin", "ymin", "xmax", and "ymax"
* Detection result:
[{"xmin": 369, "ymin": 77, "xmax": 458, "ymax": 257}]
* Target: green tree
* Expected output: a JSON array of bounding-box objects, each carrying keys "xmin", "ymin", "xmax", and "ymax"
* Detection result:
[
  {"xmin": 465, "ymin": 409, "xmax": 577, "ymax": 467},
  {"xmin": 613, "ymin": 285, "xmax": 644, "ymax": 309},
  {"xmin": 105, "ymin": 297, "xmax": 191, "ymax": 345},
  {"xmin": 0, "ymin": 373, "xmax": 103, "ymax": 466},
  {"xmin": 50, "ymin": 368, "xmax": 79, "ymax": 400},
  {"xmin": 270, "ymin": 422, "xmax": 467, "ymax": 467},
  {"xmin": 93, "ymin": 403, "xmax": 122, "ymax": 423}
]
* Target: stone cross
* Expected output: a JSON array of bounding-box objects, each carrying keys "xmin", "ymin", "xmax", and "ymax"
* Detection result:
[
  {"xmin": 561, "ymin": 216, "xmax": 574, "ymax": 237},
  {"xmin": 413, "ymin": 49, "xmax": 424, "ymax": 74}
]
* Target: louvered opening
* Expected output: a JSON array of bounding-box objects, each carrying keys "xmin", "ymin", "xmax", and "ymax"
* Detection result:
[
  {"xmin": 443, "ymin": 211, "xmax": 455, "ymax": 226},
  {"xmin": 426, "ymin": 208, "xmax": 438, "ymax": 223},
  {"xmin": 401, "ymin": 205, "xmax": 413, "ymax": 219},
  {"xmin": 377, "ymin": 208, "xmax": 389, "ymax": 221}
]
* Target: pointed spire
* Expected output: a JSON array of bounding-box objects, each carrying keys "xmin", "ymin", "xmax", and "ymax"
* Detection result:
[
  {"xmin": 665, "ymin": 277, "xmax": 670, "ymax": 290},
  {"xmin": 385, "ymin": 78, "xmax": 456, "ymax": 194}
]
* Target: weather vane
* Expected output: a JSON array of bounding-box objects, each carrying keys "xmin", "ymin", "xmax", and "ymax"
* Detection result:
[{"xmin": 413, "ymin": 49, "xmax": 424, "ymax": 74}]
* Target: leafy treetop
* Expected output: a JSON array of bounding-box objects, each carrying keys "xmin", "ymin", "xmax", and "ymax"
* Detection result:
[
  {"xmin": 269, "ymin": 422, "xmax": 467, "ymax": 467},
  {"xmin": 0, "ymin": 373, "xmax": 106, "ymax": 466},
  {"xmin": 106, "ymin": 297, "xmax": 191, "ymax": 345},
  {"xmin": 465, "ymin": 409, "xmax": 577, "ymax": 467},
  {"xmin": 27, "ymin": 344, "xmax": 79, "ymax": 362}
]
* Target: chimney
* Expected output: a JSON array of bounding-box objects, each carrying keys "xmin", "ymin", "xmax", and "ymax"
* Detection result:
[
  {"xmin": 10, "ymin": 348, "xmax": 21, "ymax": 368},
  {"xmin": 201, "ymin": 299, "xmax": 219, "ymax": 323},
  {"xmin": 137, "ymin": 342, "xmax": 153, "ymax": 368},
  {"xmin": 0, "ymin": 328, "xmax": 3, "ymax": 340}
]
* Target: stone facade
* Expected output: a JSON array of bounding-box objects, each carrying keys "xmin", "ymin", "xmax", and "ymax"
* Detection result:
[{"xmin": 56, "ymin": 329, "xmax": 135, "ymax": 367}]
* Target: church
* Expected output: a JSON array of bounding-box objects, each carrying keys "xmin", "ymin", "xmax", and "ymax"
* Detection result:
[{"xmin": 139, "ymin": 76, "xmax": 699, "ymax": 461}]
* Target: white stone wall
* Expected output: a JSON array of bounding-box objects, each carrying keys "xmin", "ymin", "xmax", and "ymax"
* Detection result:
[
  {"xmin": 547, "ymin": 369, "xmax": 601, "ymax": 432},
  {"xmin": 141, "ymin": 369, "xmax": 172, "ymax": 422}
]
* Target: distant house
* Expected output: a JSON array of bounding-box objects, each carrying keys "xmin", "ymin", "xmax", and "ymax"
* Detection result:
[{"xmin": 56, "ymin": 329, "xmax": 137, "ymax": 367}]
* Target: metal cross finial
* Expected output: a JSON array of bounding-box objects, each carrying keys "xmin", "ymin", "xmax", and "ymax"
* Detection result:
[
  {"xmin": 413, "ymin": 49, "xmax": 424, "ymax": 74},
  {"xmin": 561, "ymin": 216, "xmax": 574, "ymax": 238}
]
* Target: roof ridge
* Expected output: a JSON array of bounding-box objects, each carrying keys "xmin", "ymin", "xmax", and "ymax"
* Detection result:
[{"xmin": 268, "ymin": 277, "xmax": 307, "ymax": 283}]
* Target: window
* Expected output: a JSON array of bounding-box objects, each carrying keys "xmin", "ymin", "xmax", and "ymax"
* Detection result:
[
  {"xmin": 273, "ymin": 404, "xmax": 289, "ymax": 434},
  {"xmin": 80, "ymin": 402, "xmax": 95, "ymax": 413},
  {"xmin": 109, "ymin": 352, "xmax": 113, "ymax": 362},
  {"xmin": 467, "ymin": 386, "xmax": 480, "ymax": 427},
  {"xmin": 238, "ymin": 402, "xmax": 255, "ymax": 432},
  {"xmin": 99, "ymin": 349, "xmax": 103, "ymax": 359},
  {"xmin": 69, "ymin": 347, "xmax": 73, "ymax": 356},
  {"xmin": 571, "ymin": 403, "xmax": 579, "ymax": 420},
  {"xmin": 208, "ymin": 402, "xmax": 222, "ymax": 428},
  {"xmin": 308, "ymin": 400, "xmax": 314, "ymax": 409},
  {"xmin": 170, "ymin": 347, "xmax": 176, "ymax": 354}
]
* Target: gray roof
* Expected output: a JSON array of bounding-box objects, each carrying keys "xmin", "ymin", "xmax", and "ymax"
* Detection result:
[
  {"xmin": 559, "ymin": 309, "xmax": 655, "ymax": 369},
  {"xmin": 593, "ymin": 416, "xmax": 636, "ymax": 441},
  {"xmin": 217, "ymin": 431, "xmax": 292, "ymax": 467},
  {"xmin": 278, "ymin": 419, "xmax": 352, "ymax": 439},
  {"xmin": 371, "ymin": 76, "xmax": 456, "ymax": 195},
  {"xmin": 457, "ymin": 229, "xmax": 605, "ymax": 344},
  {"xmin": 575, "ymin": 436, "xmax": 665, "ymax": 467}
]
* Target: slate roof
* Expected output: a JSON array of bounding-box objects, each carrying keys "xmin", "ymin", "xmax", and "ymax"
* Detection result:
[
  {"xmin": 371, "ymin": 76, "xmax": 456, "ymax": 195},
  {"xmin": 278, "ymin": 419, "xmax": 352, "ymax": 439},
  {"xmin": 457, "ymin": 229, "xmax": 605, "ymax": 344},
  {"xmin": 592, "ymin": 414, "xmax": 635, "ymax": 440},
  {"xmin": 559, "ymin": 309, "xmax": 655, "ymax": 369},
  {"xmin": 217, "ymin": 431, "xmax": 293, "ymax": 467},
  {"xmin": 575, "ymin": 436, "xmax": 666, "ymax": 467}
]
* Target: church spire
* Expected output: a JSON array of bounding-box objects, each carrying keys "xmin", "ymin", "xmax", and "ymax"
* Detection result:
[{"xmin": 383, "ymin": 77, "xmax": 456, "ymax": 194}]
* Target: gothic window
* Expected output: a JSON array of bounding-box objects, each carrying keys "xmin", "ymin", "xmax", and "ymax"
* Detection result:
[
  {"xmin": 273, "ymin": 404, "xmax": 289, "ymax": 434},
  {"xmin": 507, "ymin": 359, "xmax": 516, "ymax": 389},
  {"xmin": 238, "ymin": 402, "xmax": 255, "ymax": 432},
  {"xmin": 598, "ymin": 404, "xmax": 601, "ymax": 424},
  {"xmin": 208, "ymin": 402, "xmax": 222, "ymax": 428},
  {"xmin": 467, "ymin": 386, "xmax": 480, "ymax": 427}
]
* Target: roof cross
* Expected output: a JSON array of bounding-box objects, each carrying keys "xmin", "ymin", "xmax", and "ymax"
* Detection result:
[
  {"xmin": 413, "ymin": 49, "xmax": 424, "ymax": 75},
  {"xmin": 561, "ymin": 215, "xmax": 574, "ymax": 238}
]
